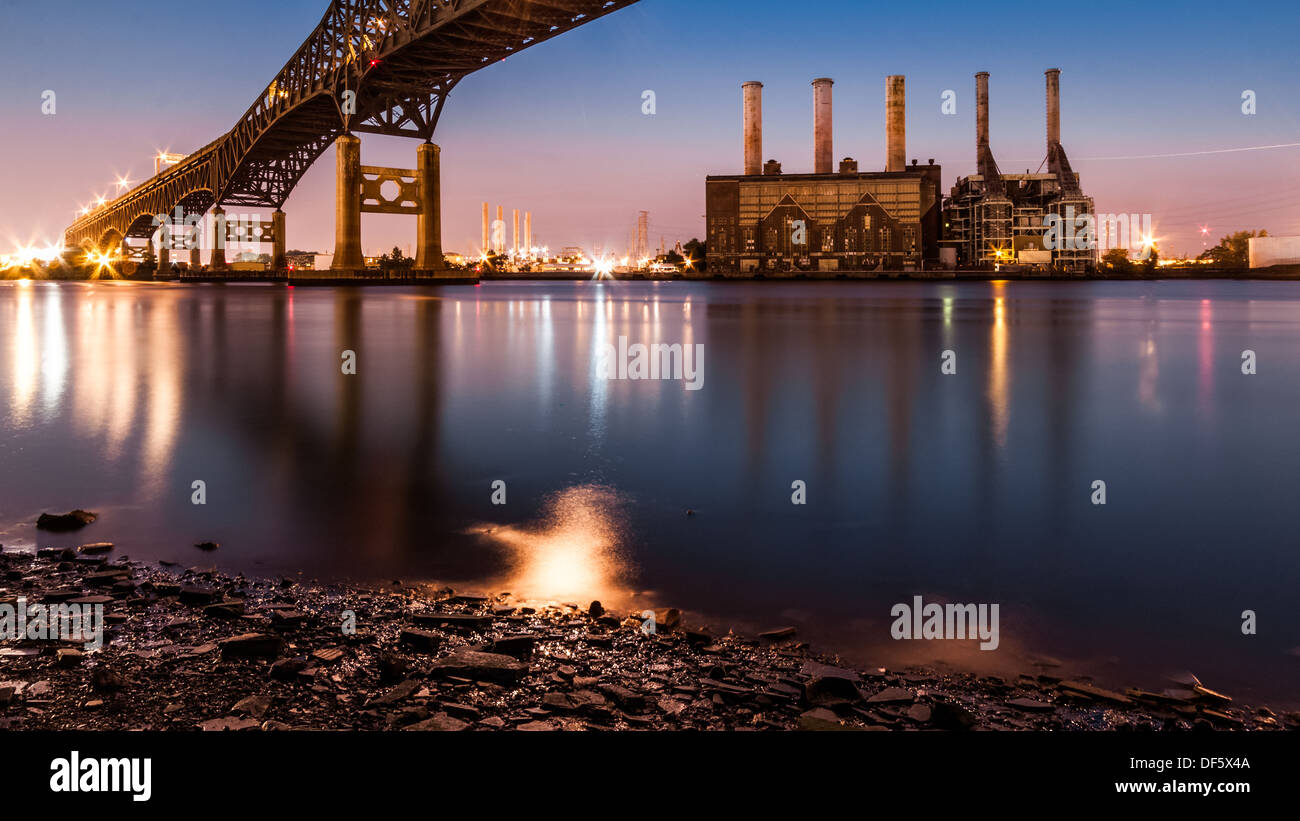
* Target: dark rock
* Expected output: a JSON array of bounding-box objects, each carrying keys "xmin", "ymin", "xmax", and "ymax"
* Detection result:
[
  {"xmin": 906, "ymin": 704, "xmax": 933, "ymax": 723},
  {"xmin": 194, "ymin": 542, "xmax": 220, "ymax": 552},
  {"xmin": 411, "ymin": 612, "xmax": 491, "ymax": 629},
  {"xmin": 312, "ymin": 647, "xmax": 344, "ymax": 665},
  {"xmin": 399, "ymin": 628, "xmax": 442, "ymax": 652},
  {"xmin": 440, "ymin": 702, "xmax": 482, "ymax": 721},
  {"xmin": 83, "ymin": 570, "xmax": 128, "ymax": 588},
  {"xmin": 597, "ymin": 683, "xmax": 645, "ymax": 711},
  {"xmin": 1059, "ymin": 680, "xmax": 1133, "ymax": 706},
  {"xmin": 1006, "ymin": 697, "xmax": 1055, "ymax": 713},
  {"xmin": 232, "ymin": 695, "xmax": 272, "ymax": 719},
  {"xmin": 203, "ymin": 601, "xmax": 245, "ymax": 619},
  {"xmin": 930, "ymin": 700, "xmax": 977, "ymax": 730},
  {"xmin": 269, "ymin": 609, "xmax": 308, "ymax": 626},
  {"xmin": 486, "ymin": 634, "xmax": 536, "ymax": 659},
  {"xmin": 67, "ymin": 595, "xmax": 113, "ymax": 606},
  {"xmin": 218, "ymin": 633, "xmax": 283, "ymax": 658},
  {"xmin": 799, "ymin": 707, "xmax": 851, "ymax": 731},
  {"xmin": 428, "ymin": 649, "xmax": 528, "ymax": 683},
  {"xmin": 588, "ymin": 600, "xmax": 604, "ymax": 619},
  {"xmin": 55, "ymin": 648, "xmax": 84, "ymax": 668},
  {"xmin": 805, "ymin": 675, "xmax": 863, "ymax": 706},
  {"xmin": 759, "ymin": 626, "xmax": 797, "ymax": 641},
  {"xmin": 654, "ymin": 608, "xmax": 681, "ymax": 631},
  {"xmin": 178, "ymin": 585, "xmax": 218, "ymax": 605},
  {"xmin": 516, "ymin": 720, "xmax": 557, "ymax": 731},
  {"xmin": 199, "ymin": 717, "xmax": 260, "ymax": 731},
  {"xmin": 91, "ymin": 668, "xmax": 126, "ymax": 692},
  {"xmin": 77, "ymin": 542, "xmax": 114, "ymax": 555},
  {"xmin": 368, "ymin": 680, "xmax": 421, "ymax": 707},
  {"xmin": 377, "ymin": 652, "xmax": 409, "ymax": 682},
  {"xmin": 270, "ymin": 657, "xmax": 308, "ymax": 681},
  {"xmin": 867, "ymin": 687, "xmax": 915, "ymax": 704},
  {"xmin": 36, "ymin": 510, "xmax": 97, "ymax": 532},
  {"xmin": 405, "ymin": 713, "xmax": 470, "ymax": 731}
]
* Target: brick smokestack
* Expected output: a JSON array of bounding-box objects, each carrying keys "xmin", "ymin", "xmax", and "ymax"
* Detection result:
[
  {"xmin": 886, "ymin": 75, "xmax": 906, "ymax": 172},
  {"xmin": 743, "ymin": 81, "xmax": 763, "ymax": 176},
  {"xmin": 813, "ymin": 78, "xmax": 834, "ymax": 174},
  {"xmin": 1045, "ymin": 68, "xmax": 1061, "ymax": 150},
  {"xmin": 975, "ymin": 71, "xmax": 990, "ymax": 160}
]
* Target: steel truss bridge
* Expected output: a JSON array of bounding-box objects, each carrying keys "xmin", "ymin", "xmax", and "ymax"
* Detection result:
[{"xmin": 64, "ymin": 0, "xmax": 638, "ymax": 255}]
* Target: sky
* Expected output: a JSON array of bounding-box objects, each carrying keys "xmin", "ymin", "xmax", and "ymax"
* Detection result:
[{"xmin": 1, "ymin": 0, "xmax": 1299, "ymax": 258}]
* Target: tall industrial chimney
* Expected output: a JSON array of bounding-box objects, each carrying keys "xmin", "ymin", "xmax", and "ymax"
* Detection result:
[
  {"xmin": 975, "ymin": 71, "xmax": 990, "ymax": 157},
  {"xmin": 743, "ymin": 81, "xmax": 763, "ymax": 176},
  {"xmin": 496, "ymin": 206, "xmax": 504, "ymax": 255},
  {"xmin": 513, "ymin": 208, "xmax": 520, "ymax": 255},
  {"xmin": 886, "ymin": 75, "xmax": 906, "ymax": 173},
  {"xmin": 812, "ymin": 78, "xmax": 834, "ymax": 174},
  {"xmin": 1045, "ymin": 68, "xmax": 1061, "ymax": 150},
  {"xmin": 525, "ymin": 211, "xmax": 532, "ymax": 254},
  {"xmin": 481, "ymin": 203, "xmax": 489, "ymax": 254}
]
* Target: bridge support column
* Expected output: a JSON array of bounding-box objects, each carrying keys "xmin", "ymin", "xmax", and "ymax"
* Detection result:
[
  {"xmin": 273, "ymin": 209, "xmax": 286, "ymax": 270},
  {"xmin": 415, "ymin": 142, "xmax": 443, "ymax": 272},
  {"xmin": 211, "ymin": 207, "xmax": 228, "ymax": 269},
  {"xmin": 332, "ymin": 134, "xmax": 364, "ymax": 272},
  {"xmin": 158, "ymin": 239, "xmax": 170, "ymax": 275},
  {"xmin": 190, "ymin": 245, "xmax": 201, "ymax": 270}
]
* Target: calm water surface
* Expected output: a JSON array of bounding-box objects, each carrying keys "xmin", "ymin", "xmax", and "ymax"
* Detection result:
[{"xmin": 1, "ymin": 279, "xmax": 1297, "ymax": 706}]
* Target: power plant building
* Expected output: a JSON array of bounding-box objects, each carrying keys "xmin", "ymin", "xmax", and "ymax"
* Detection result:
[
  {"xmin": 942, "ymin": 69, "xmax": 1095, "ymax": 273},
  {"xmin": 705, "ymin": 76, "xmax": 942, "ymax": 275}
]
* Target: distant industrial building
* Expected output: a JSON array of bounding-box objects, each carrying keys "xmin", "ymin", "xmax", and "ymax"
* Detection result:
[
  {"xmin": 942, "ymin": 69, "xmax": 1095, "ymax": 273},
  {"xmin": 704, "ymin": 76, "xmax": 942, "ymax": 275}
]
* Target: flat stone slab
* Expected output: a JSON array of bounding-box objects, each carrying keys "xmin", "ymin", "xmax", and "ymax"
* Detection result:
[
  {"xmin": 867, "ymin": 687, "xmax": 915, "ymax": 704},
  {"xmin": 218, "ymin": 633, "xmax": 283, "ymax": 658},
  {"xmin": 428, "ymin": 649, "xmax": 528, "ymax": 683}
]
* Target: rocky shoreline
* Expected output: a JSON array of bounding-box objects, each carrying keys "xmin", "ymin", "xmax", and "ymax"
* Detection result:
[{"xmin": 1, "ymin": 541, "xmax": 1295, "ymax": 732}]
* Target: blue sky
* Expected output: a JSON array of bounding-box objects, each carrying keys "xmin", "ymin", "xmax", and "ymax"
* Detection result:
[{"xmin": 2, "ymin": 0, "xmax": 1298, "ymax": 256}]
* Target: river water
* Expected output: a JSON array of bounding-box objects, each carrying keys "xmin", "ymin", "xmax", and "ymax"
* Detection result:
[{"xmin": 1, "ymin": 278, "xmax": 1297, "ymax": 706}]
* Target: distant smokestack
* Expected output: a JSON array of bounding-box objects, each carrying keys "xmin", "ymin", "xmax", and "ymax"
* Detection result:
[
  {"xmin": 1045, "ymin": 68, "xmax": 1061, "ymax": 150},
  {"xmin": 975, "ymin": 71, "xmax": 990, "ymax": 158},
  {"xmin": 496, "ymin": 205, "xmax": 504, "ymax": 255},
  {"xmin": 743, "ymin": 81, "xmax": 763, "ymax": 176},
  {"xmin": 513, "ymin": 208, "xmax": 520, "ymax": 254},
  {"xmin": 525, "ymin": 211, "xmax": 532, "ymax": 253},
  {"xmin": 886, "ymin": 75, "xmax": 906, "ymax": 173},
  {"xmin": 481, "ymin": 202, "xmax": 489, "ymax": 254},
  {"xmin": 812, "ymin": 78, "xmax": 834, "ymax": 174}
]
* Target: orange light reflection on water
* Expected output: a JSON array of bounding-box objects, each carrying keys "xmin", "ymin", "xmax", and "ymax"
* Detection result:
[{"xmin": 478, "ymin": 485, "xmax": 628, "ymax": 607}]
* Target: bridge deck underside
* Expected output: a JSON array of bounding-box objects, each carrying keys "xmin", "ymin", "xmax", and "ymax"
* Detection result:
[{"xmin": 66, "ymin": 0, "xmax": 638, "ymax": 248}]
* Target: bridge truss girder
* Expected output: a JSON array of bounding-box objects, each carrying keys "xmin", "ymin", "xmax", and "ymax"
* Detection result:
[{"xmin": 66, "ymin": 0, "xmax": 639, "ymax": 249}]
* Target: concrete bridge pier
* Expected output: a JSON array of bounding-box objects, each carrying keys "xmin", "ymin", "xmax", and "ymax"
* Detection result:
[
  {"xmin": 332, "ymin": 134, "xmax": 364, "ymax": 272},
  {"xmin": 273, "ymin": 209, "xmax": 287, "ymax": 270},
  {"xmin": 211, "ymin": 207, "xmax": 228, "ymax": 269},
  {"xmin": 190, "ymin": 243, "xmax": 201, "ymax": 269},
  {"xmin": 415, "ymin": 142, "xmax": 443, "ymax": 272}
]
